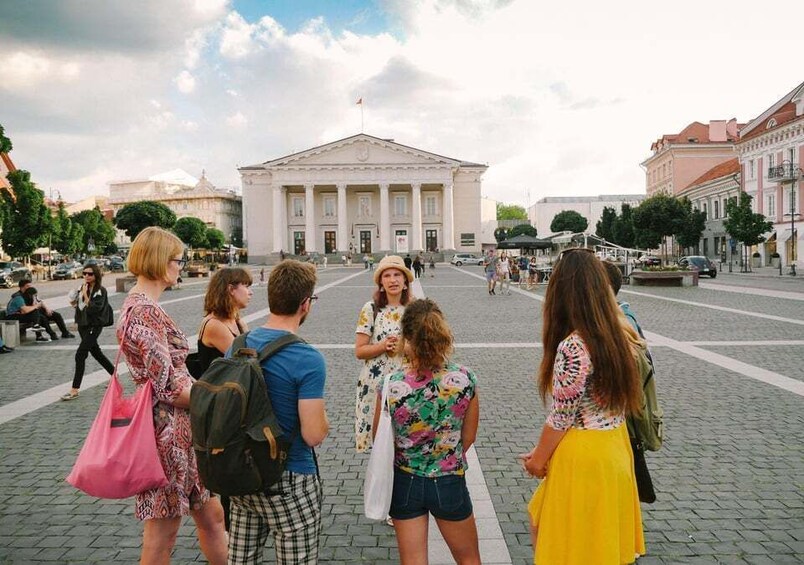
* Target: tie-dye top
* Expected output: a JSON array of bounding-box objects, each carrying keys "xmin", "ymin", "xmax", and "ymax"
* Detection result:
[
  {"xmin": 386, "ymin": 362, "xmax": 477, "ymax": 477},
  {"xmin": 545, "ymin": 332, "xmax": 624, "ymax": 431}
]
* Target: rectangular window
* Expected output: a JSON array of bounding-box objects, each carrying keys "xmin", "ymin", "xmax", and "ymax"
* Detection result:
[
  {"xmin": 714, "ymin": 201, "xmax": 719, "ymax": 219},
  {"xmin": 358, "ymin": 195, "xmax": 372, "ymax": 218},
  {"xmin": 460, "ymin": 232, "xmax": 475, "ymax": 246},
  {"xmin": 292, "ymin": 197, "xmax": 304, "ymax": 218},
  {"xmin": 702, "ymin": 202, "xmax": 707, "ymax": 219},
  {"xmin": 703, "ymin": 238, "xmax": 709, "ymax": 256},
  {"xmin": 324, "ymin": 231, "xmax": 336, "ymax": 254},
  {"xmin": 394, "ymin": 194, "xmax": 407, "ymax": 216},
  {"xmin": 424, "ymin": 195, "xmax": 437, "ymax": 216},
  {"xmin": 768, "ymin": 153, "xmax": 775, "ymax": 175},
  {"xmin": 323, "ymin": 196, "xmax": 336, "ymax": 218},
  {"xmin": 767, "ymin": 194, "xmax": 776, "ymax": 217},
  {"xmin": 749, "ymin": 159, "xmax": 755, "ymax": 179}
]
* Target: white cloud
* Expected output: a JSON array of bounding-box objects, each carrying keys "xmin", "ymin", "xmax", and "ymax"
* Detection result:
[
  {"xmin": 225, "ymin": 111, "xmax": 248, "ymax": 128},
  {"xmin": 175, "ymin": 70, "xmax": 197, "ymax": 93},
  {"xmin": 219, "ymin": 11, "xmax": 258, "ymax": 59}
]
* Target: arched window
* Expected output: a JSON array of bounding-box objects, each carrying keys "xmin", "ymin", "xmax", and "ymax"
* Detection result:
[{"xmin": 766, "ymin": 118, "xmax": 777, "ymax": 129}]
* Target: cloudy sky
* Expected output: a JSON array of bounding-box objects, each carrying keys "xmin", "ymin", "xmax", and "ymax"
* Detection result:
[{"xmin": 0, "ymin": 0, "xmax": 800, "ymax": 206}]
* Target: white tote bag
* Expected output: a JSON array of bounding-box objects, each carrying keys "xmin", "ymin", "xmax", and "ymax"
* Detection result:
[{"xmin": 363, "ymin": 375, "xmax": 395, "ymax": 520}]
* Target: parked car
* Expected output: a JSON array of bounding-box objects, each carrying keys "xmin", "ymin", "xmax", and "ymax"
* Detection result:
[
  {"xmin": 450, "ymin": 253, "xmax": 484, "ymax": 266},
  {"xmin": 0, "ymin": 261, "xmax": 32, "ymax": 288},
  {"xmin": 678, "ymin": 256, "xmax": 717, "ymax": 278},
  {"xmin": 52, "ymin": 261, "xmax": 83, "ymax": 280},
  {"xmin": 108, "ymin": 256, "xmax": 126, "ymax": 272},
  {"xmin": 186, "ymin": 260, "xmax": 210, "ymax": 277},
  {"xmin": 83, "ymin": 258, "xmax": 108, "ymax": 272},
  {"xmin": 639, "ymin": 255, "xmax": 661, "ymax": 266}
]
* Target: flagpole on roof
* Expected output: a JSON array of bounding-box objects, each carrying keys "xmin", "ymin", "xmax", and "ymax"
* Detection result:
[{"xmin": 356, "ymin": 97, "xmax": 364, "ymax": 132}]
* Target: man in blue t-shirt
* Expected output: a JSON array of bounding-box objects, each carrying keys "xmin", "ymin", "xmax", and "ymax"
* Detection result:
[{"xmin": 227, "ymin": 260, "xmax": 329, "ymax": 565}]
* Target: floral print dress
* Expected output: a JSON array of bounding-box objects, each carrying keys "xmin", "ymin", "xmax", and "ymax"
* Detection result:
[
  {"xmin": 117, "ymin": 293, "xmax": 210, "ymax": 520},
  {"xmin": 354, "ymin": 301, "xmax": 405, "ymax": 452},
  {"xmin": 386, "ymin": 362, "xmax": 477, "ymax": 476}
]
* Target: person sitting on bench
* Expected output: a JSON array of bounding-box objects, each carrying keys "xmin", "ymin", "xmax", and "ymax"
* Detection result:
[
  {"xmin": 5, "ymin": 287, "xmax": 53, "ymax": 342},
  {"xmin": 13, "ymin": 279, "xmax": 74, "ymax": 340}
]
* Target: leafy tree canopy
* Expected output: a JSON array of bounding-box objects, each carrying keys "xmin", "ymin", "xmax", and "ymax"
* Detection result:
[
  {"xmin": 205, "ymin": 227, "xmax": 225, "ymax": 249},
  {"xmin": 114, "ymin": 200, "xmax": 176, "ymax": 239},
  {"xmin": 72, "ymin": 207, "xmax": 116, "ymax": 254},
  {"xmin": 494, "ymin": 226, "xmax": 509, "ymax": 242},
  {"xmin": 724, "ymin": 193, "xmax": 773, "ymax": 247},
  {"xmin": 508, "ymin": 224, "xmax": 538, "ymax": 238},
  {"xmin": 53, "ymin": 201, "xmax": 84, "ymax": 256},
  {"xmin": 611, "ymin": 203, "xmax": 636, "ymax": 249},
  {"xmin": 596, "ymin": 206, "xmax": 617, "ymax": 242},
  {"xmin": 0, "ymin": 170, "xmax": 51, "ymax": 257},
  {"xmin": 0, "ymin": 123, "xmax": 12, "ymax": 154},
  {"xmin": 173, "ymin": 216, "xmax": 209, "ymax": 248},
  {"xmin": 674, "ymin": 197, "xmax": 707, "ymax": 251},
  {"xmin": 550, "ymin": 210, "xmax": 588, "ymax": 234},
  {"xmin": 496, "ymin": 202, "xmax": 528, "ymax": 221}
]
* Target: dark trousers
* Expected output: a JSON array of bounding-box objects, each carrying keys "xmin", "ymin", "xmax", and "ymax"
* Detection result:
[
  {"xmin": 73, "ymin": 325, "xmax": 115, "ymax": 389},
  {"xmin": 10, "ymin": 310, "xmax": 50, "ymax": 332},
  {"xmin": 46, "ymin": 310, "xmax": 69, "ymax": 337}
]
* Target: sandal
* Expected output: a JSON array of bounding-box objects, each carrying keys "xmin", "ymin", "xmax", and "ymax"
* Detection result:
[{"xmin": 60, "ymin": 391, "xmax": 80, "ymax": 401}]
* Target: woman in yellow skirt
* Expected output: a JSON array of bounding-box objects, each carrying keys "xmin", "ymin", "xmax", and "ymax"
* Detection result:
[{"xmin": 519, "ymin": 248, "xmax": 647, "ymax": 565}]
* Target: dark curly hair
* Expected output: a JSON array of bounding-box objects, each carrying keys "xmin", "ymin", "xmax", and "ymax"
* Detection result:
[{"xmin": 400, "ymin": 298, "xmax": 453, "ymax": 371}]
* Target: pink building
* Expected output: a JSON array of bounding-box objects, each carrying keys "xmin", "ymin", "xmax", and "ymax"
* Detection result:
[
  {"xmin": 643, "ymin": 119, "xmax": 741, "ymax": 197},
  {"xmin": 736, "ymin": 81, "xmax": 804, "ymax": 269}
]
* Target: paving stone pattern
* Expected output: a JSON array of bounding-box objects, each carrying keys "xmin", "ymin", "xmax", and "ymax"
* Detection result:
[{"xmin": 0, "ymin": 264, "xmax": 802, "ymax": 563}]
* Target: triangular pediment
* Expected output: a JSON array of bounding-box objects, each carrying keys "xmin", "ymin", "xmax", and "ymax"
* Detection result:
[{"xmin": 255, "ymin": 134, "xmax": 465, "ymax": 169}]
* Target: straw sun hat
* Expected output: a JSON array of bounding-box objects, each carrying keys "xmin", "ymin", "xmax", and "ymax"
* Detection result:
[{"xmin": 373, "ymin": 255, "xmax": 414, "ymax": 285}]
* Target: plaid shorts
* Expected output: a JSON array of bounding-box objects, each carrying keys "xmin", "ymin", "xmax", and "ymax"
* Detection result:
[{"xmin": 228, "ymin": 471, "xmax": 323, "ymax": 565}]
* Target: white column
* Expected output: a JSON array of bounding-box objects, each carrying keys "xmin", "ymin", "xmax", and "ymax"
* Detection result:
[
  {"xmin": 337, "ymin": 183, "xmax": 348, "ymax": 253},
  {"xmin": 305, "ymin": 183, "xmax": 316, "ymax": 252},
  {"xmin": 411, "ymin": 183, "xmax": 422, "ymax": 251},
  {"xmin": 442, "ymin": 181, "xmax": 455, "ymax": 251},
  {"xmin": 380, "ymin": 183, "xmax": 390, "ymax": 251},
  {"xmin": 272, "ymin": 185, "xmax": 285, "ymax": 253}
]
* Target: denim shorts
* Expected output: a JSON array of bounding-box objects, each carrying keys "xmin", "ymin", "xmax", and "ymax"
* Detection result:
[{"xmin": 389, "ymin": 468, "xmax": 473, "ymax": 521}]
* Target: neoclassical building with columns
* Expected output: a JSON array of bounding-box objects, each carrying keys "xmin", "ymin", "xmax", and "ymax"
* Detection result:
[{"xmin": 239, "ymin": 134, "xmax": 488, "ymax": 263}]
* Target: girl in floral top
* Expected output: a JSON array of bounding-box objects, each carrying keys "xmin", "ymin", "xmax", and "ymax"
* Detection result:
[
  {"xmin": 354, "ymin": 255, "xmax": 413, "ymax": 452},
  {"xmin": 374, "ymin": 298, "xmax": 481, "ymax": 565},
  {"xmin": 118, "ymin": 227, "xmax": 227, "ymax": 565},
  {"xmin": 519, "ymin": 248, "xmax": 646, "ymax": 565}
]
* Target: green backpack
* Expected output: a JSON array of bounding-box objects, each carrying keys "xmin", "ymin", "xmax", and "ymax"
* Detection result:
[{"xmin": 627, "ymin": 345, "xmax": 663, "ymax": 451}]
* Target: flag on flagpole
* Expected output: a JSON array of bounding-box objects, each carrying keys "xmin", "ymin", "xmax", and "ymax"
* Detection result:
[{"xmin": 356, "ymin": 97, "xmax": 363, "ymax": 105}]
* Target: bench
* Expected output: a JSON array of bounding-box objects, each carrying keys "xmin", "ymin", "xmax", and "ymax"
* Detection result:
[
  {"xmin": 0, "ymin": 309, "xmax": 37, "ymax": 344},
  {"xmin": 630, "ymin": 270, "xmax": 698, "ymax": 287}
]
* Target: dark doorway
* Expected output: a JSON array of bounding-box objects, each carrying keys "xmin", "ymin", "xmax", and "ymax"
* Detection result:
[{"xmin": 360, "ymin": 230, "xmax": 372, "ymax": 254}]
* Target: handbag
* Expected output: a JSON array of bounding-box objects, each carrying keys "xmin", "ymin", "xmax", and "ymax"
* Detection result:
[
  {"xmin": 66, "ymin": 339, "xmax": 168, "ymax": 499},
  {"xmin": 100, "ymin": 301, "xmax": 114, "ymax": 327},
  {"xmin": 363, "ymin": 374, "xmax": 395, "ymax": 520},
  {"xmin": 630, "ymin": 438, "xmax": 656, "ymax": 504}
]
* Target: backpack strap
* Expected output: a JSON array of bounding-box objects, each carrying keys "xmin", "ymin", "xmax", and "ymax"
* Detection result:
[{"xmin": 256, "ymin": 332, "xmax": 305, "ymax": 363}]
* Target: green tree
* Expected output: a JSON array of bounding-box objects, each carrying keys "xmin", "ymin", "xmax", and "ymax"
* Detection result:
[
  {"xmin": 508, "ymin": 224, "xmax": 538, "ymax": 238},
  {"xmin": 674, "ymin": 197, "xmax": 707, "ymax": 253},
  {"xmin": 0, "ymin": 123, "xmax": 12, "ymax": 154},
  {"xmin": 496, "ymin": 203, "xmax": 528, "ymax": 221},
  {"xmin": 596, "ymin": 206, "xmax": 617, "ymax": 242},
  {"xmin": 611, "ymin": 204, "xmax": 636, "ymax": 248},
  {"xmin": 72, "ymin": 207, "xmax": 116, "ymax": 254},
  {"xmin": 494, "ymin": 226, "xmax": 509, "ymax": 242},
  {"xmin": 206, "ymin": 227, "xmax": 225, "ymax": 249},
  {"xmin": 52, "ymin": 201, "xmax": 84, "ymax": 256},
  {"xmin": 632, "ymin": 194, "xmax": 685, "ymax": 258},
  {"xmin": 173, "ymin": 216, "xmax": 209, "ymax": 248},
  {"xmin": 724, "ymin": 192, "xmax": 773, "ymax": 268},
  {"xmin": 114, "ymin": 201, "xmax": 176, "ymax": 239},
  {"xmin": 0, "ymin": 170, "xmax": 51, "ymax": 257},
  {"xmin": 550, "ymin": 210, "xmax": 588, "ymax": 233}
]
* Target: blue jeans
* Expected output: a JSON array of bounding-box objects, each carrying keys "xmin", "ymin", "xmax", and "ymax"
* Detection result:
[{"xmin": 389, "ymin": 468, "xmax": 473, "ymax": 521}]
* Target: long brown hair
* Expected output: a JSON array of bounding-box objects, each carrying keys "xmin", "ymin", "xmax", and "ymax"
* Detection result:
[
  {"xmin": 538, "ymin": 249, "xmax": 642, "ymax": 416},
  {"xmin": 83, "ymin": 262, "xmax": 103, "ymax": 295},
  {"xmin": 203, "ymin": 267, "xmax": 252, "ymax": 320},
  {"xmin": 400, "ymin": 299, "xmax": 453, "ymax": 371}
]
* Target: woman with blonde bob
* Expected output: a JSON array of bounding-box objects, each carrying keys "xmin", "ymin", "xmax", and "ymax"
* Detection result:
[
  {"xmin": 118, "ymin": 227, "xmax": 227, "ymax": 565},
  {"xmin": 520, "ymin": 248, "xmax": 646, "ymax": 564},
  {"xmin": 375, "ymin": 299, "xmax": 481, "ymax": 565}
]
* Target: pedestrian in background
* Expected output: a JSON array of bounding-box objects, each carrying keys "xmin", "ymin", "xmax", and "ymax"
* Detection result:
[
  {"xmin": 483, "ymin": 251, "xmax": 499, "ymax": 295},
  {"xmin": 520, "ymin": 248, "xmax": 645, "ymax": 565},
  {"xmin": 118, "ymin": 227, "xmax": 227, "ymax": 565},
  {"xmin": 497, "ymin": 251, "xmax": 511, "ymax": 295},
  {"xmin": 60, "ymin": 263, "xmax": 115, "ymax": 401},
  {"xmin": 354, "ymin": 255, "xmax": 413, "ymax": 453},
  {"xmin": 377, "ymin": 298, "xmax": 480, "ymax": 564},
  {"xmin": 428, "ymin": 254, "xmax": 436, "ymax": 277}
]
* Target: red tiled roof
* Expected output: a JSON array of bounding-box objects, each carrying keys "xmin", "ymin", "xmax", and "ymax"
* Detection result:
[
  {"xmin": 683, "ymin": 158, "xmax": 740, "ymax": 190},
  {"xmin": 739, "ymin": 102, "xmax": 803, "ymax": 142},
  {"xmin": 650, "ymin": 121, "xmax": 742, "ymax": 151}
]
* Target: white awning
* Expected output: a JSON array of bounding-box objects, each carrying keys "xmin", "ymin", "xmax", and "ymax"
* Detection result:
[{"xmin": 779, "ymin": 229, "xmax": 799, "ymax": 241}]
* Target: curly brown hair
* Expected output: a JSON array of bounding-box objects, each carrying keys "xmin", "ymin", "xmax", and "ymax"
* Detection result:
[
  {"xmin": 203, "ymin": 267, "xmax": 253, "ymax": 320},
  {"xmin": 400, "ymin": 298, "xmax": 453, "ymax": 371}
]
